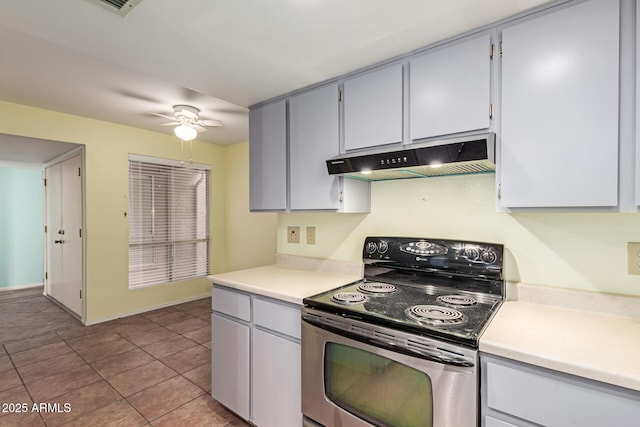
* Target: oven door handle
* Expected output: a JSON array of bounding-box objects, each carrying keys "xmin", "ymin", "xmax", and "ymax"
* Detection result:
[
  {"xmin": 303, "ymin": 314, "xmax": 475, "ymax": 367},
  {"xmin": 368, "ymin": 336, "xmax": 475, "ymax": 367}
]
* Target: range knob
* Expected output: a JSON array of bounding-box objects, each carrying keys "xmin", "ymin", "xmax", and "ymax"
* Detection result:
[
  {"xmin": 481, "ymin": 249, "xmax": 498, "ymax": 264},
  {"xmin": 464, "ymin": 247, "xmax": 480, "ymax": 261},
  {"xmin": 377, "ymin": 242, "xmax": 388, "ymax": 254},
  {"xmin": 366, "ymin": 241, "xmax": 378, "ymax": 254}
]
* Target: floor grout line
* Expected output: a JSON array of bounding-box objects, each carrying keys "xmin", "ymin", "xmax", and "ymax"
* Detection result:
[{"xmin": 0, "ymin": 290, "xmax": 227, "ymax": 427}]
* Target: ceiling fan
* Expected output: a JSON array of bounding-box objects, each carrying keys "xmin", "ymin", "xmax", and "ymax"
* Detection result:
[{"xmin": 150, "ymin": 105, "xmax": 222, "ymax": 141}]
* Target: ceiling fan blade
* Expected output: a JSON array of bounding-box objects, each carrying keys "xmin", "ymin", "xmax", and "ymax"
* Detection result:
[
  {"xmin": 200, "ymin": 119, "xmax": 223, "ymax": 127},
  {"xmin": 147, "ymin": 112, "xmax": 175, "ymax": 120},
  {"xmin": 118, "ymin": 90, "xmax": 163, "ymax": 104},
  {"xmin": 194, "ymin": 124, "xmax": 208, "ymax": 133},
  {"xmin": 210, "ymin": 108, "xmax": 247, "ymax": 115},
  {"xmin": 160, "ymin": 122, "xmax": 180, "ymax": 127}
]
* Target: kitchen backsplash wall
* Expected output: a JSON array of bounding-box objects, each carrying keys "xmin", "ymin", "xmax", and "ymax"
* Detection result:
[{"xmin": 278, "ymin": 173, "xmax": 640, "ymax": 297}]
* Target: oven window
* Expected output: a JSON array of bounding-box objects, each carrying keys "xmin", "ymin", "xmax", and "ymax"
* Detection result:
[{"xmin": 324, "ymin": 343, "xmax": 433, "ymax": 427}]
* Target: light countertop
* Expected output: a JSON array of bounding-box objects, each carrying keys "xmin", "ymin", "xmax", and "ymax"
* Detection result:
[
  {"xmin": 210, "ymin": 259, "xmax": 640, "ymax": 393},
  {"xmin": 480, "ymin": 285, "xmax": 640, "ymax": 393},
  {"xmin": 207, "ymin": 254, "xmax": 362, "ymax": 305}
]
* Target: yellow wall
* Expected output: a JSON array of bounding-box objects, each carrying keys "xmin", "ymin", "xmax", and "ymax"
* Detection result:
[
  {"xmin": 0, "ymin": 101, "xmax": 276, "ymax": 323},
  {"xmin": 222, "ymin": 142, "xmax": 278, "ymax": 271},
  {"xmin": 278, "ymin": 173, "xmax": 640, "ymax": 297}
]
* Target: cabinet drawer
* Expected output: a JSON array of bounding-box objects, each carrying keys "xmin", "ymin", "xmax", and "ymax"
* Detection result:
[
  {"xmin": 487, "ymin": 361, "xmax": 640, "ymax": 427},
  {"xmin": 254, "ymin": 298, "xmax": 301, "ymax": 339},
  {"xmin": 212, "ymin": 286, "xmax": 251, "ymax": 322}
]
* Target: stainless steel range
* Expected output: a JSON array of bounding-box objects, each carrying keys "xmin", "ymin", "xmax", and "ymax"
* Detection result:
[{"xmin": 301, "ymin": 236, "xmax": 504, "ymax": 427}]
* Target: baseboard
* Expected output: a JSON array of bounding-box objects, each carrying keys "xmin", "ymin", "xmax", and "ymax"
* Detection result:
[
  {"xmin": 83, "ymin": 292, "xmax": 211, "ymax": 326},
  {"xmin": 0, "ymin": 282, "xmax": 44, "ymax": 292}
]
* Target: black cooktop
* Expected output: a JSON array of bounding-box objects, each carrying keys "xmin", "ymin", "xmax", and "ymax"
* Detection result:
[{"xmin": 303, "ymin": 236, "xmax": 505, "ymax": 347}]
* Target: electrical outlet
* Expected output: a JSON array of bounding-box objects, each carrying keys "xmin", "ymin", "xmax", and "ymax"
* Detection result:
[
  {"xmin": 628, "ymin": 242, "xmax": 640, "ymax": 274},
  {"xmin": 628, "ymin": 242, "xmax": 640, "ymax": 275},
  {"xmin": 287, "ymin": 226, "xmax": 300, "ymax": 244},
  {"xmin": 306, "ymin": 226, "xmax": 316, "ymax": 245}
]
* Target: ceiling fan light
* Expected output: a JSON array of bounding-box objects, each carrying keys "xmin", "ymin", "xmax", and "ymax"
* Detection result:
[{"xmin": 174, "ymin": 124, "xmax": 198, "ymax": 141}]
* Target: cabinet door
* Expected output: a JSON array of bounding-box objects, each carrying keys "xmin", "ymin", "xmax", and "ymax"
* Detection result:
[
  {"xmin": 289, "ymin": 84, "xmax": 340, "ymax": 210},
  {"xmin": 485, "ymin": 416, "xmax": 519, "ymax": 427},
  {"xmin": 637, "ymin": 3, "xmax": 640, "ymax": 206},
  {"xmin": 500, "ymin": 0, "xmax": 619, "ymax": 207},
  {"xmin": 344, "ymin": 64, "xmax": 403, "ymax": 151},
  {"xmin": 410, "ymin": 34, "xmax": 491, "ymax": 141},
  {"xmin": 249, "ymin": 100, "xmax": 287, "ymax": 211},
  {"xmin": 252, "ymin": 329, "xmax": 301, "ymax": 427},
  {"xmin": 211, "ymin": 313, "xmax": 250, "ymax": 420},
  {"xmin": 485, "ymin": 358, "xmax": 640, "ymax": 427}
]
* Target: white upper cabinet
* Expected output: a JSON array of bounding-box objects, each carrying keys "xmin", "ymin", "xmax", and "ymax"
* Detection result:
[
  {"xmin": 249, "ymin": 100, "xmax": 287, "ymax": 211},
  {"xmin": 410, "ymin": 34, "xmax": 491, "ymax": 141},
  {"xmin": 637, "ymin": 2, "xmax": 640, "ymax": 206},
  {"xmin": 500, "ymin": 0, "xmax": 620, "ymax": 208},
  {"xmin": 343, "ymin": 64, "xmax": 404, "ymax": 151},
  {"xmin": 249, "ymin": 85, "xmax": 369, "ymax": 213},
  {"xmin": 289, "ymin": 84, "xmax": 341, "ymax": 210}
]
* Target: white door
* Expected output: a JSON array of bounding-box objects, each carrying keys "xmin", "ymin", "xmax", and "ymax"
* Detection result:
[
  {"xmin": 45, "ymin": 154, "xmax": 83, "ymax": 316},
  {"xmin": 45, "ymin": 163, "xmax": 63, "ymax": 305}
]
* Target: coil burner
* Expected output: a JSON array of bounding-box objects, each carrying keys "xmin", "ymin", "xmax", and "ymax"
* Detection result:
[
  {"xmin": 357, "ymin": 282, "xmax": 397, "ymax": 294},
  {"xmin": 437, "ymin": 295, "xmax": 477, "ymax": 307},
  {"xmin": 407, "ymin": 305, "xmax": 466, "ymax": 325},
  {"xmin": 331, "ymin": 292, "xmax": 366, "ymax": 305}
]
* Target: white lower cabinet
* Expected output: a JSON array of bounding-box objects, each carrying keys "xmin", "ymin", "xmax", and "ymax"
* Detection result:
[
  {"xmin": 485, "ymin": 416, "xmax": 519, "ymax": 427},
  {"xmin": 211, "ymin": 313, "xmax": 250, "ymax": 420},
  {"xmin": 211, "ymin": 286, "xmax": 301, "ymax": 427},
  {"xmin": 481, "ymin": 354, "xmax": 640, "ymax": 427},
  {"xmin": 252, "ymin": 329, "xmax": 301, "ymax": 427}
]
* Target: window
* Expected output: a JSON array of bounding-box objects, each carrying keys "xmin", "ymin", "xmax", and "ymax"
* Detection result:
[{"xmin": 128, "ymin": 155, "xmax": 210, "ymax": 289}]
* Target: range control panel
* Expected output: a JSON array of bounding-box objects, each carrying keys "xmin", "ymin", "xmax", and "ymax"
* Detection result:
[{"xmin": 363, "ymin": 236, "xmax": 503, "ymax": 278}]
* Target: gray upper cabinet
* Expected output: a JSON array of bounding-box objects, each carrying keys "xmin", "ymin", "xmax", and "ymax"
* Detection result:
[
  {"xmin": 249, "ymin": 100, "xmax": 287, "ymax": 211},
  {"xmin": 249, "ymin": 85, "xmax": 369, "ymax": 213},
  {"xmin": 410, "ymin": 34, "xmax": 491, "ymax": 141},
  {"xmin": 500, "ymin": 0, "xmax": 620, "ymax": 208},
  {"xmin": 343, "ymin": 64, "xmax": 404, "ymax": 151},
  {"xmin": 637, "ymin": 2, "xmax": 640, "ymax": 206},
  {"xmin": 289, "ymin": 84, "xmax": 341, "ymax": 210}
]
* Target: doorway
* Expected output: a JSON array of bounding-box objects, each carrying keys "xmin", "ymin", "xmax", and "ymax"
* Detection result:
[{"xmin": 44, "ymin": 150, "xmax": 84, "ymax": 318}]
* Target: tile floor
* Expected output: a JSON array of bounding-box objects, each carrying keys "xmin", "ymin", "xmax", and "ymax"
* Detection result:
[{"xmin": 0, "ymin": 287, "xmax": 249, "ymax": 427}]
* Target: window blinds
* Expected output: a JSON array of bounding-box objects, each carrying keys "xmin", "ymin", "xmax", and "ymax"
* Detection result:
[{"xmin": 128, "ymin": 156, "xmax": 210, "ymax": 289}]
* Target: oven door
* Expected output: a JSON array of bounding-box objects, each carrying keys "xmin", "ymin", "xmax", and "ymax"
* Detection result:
[{"xmin": 301, "ymin": 314, "xmax": 478, "ymax": 427}]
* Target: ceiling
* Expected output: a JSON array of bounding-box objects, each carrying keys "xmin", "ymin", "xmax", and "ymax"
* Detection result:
[{"xmin": 0, "ymin": 0, "xmax": 553, "ymax": 162}]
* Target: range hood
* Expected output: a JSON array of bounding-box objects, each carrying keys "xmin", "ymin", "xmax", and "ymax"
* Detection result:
[{"xmin": 327, "ymin": 133, "xmax": 495, "ymax": 181}]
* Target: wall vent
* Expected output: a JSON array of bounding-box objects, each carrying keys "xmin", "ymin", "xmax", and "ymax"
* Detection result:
[{"xmin": 86, "ymin": 0, "xmax": 143, "ymax": 16}]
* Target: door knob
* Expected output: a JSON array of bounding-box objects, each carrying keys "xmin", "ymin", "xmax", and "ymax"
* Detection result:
[{"xmin": 54, "ymin": 239, "xmax": 64, "ymax": 244}]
